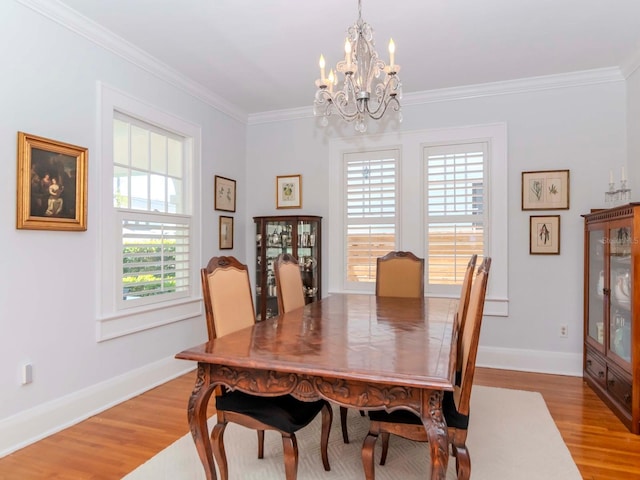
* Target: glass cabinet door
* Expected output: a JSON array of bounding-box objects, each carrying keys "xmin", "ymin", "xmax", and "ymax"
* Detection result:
[
  {"xmin": 262, "ymin": 219, "xmax": 294, "ymax": 320},
  {"xmin": 588, "ymin": 229, "xmax": 605, "ymax": 346},
  {"xmin": 298, "ymin": 220, "xmax": 319, "ymax": 302},
  {"xmin": 609, "ymin": 226, "xmax": 632, "ymax": 363}
]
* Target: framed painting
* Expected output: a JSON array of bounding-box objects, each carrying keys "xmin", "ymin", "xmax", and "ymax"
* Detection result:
[
  {"xmin": 530, "ymin": 215, "xmax": 560, "ymax": 255},
  {"xmin": 214, "ymin": 175, "xmax": 236, "ymax": 212},
  {"xmin": 219, "ymin": 215, "xmax": 234, "ymax": 249},
  {"xmin": 521, "ymin": 169, "xmax": 570, "ymax": 210},
  {"xmin": 16, "ymin": 132, "xmax": 88, "ymax": 231},
  {"xmin": 276, "ymin": 174, "xmax": 302, "ymax": 209}
]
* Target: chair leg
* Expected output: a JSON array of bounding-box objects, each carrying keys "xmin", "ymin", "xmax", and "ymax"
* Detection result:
[
  {"xmin": 257, "ymin": 429, "xmax": 265, "ymax": 459},
  {"xmin": 379, "ymin": 432, "xmax": 390, "ymax": 465},
  {"xmin": 281, "ymin": 433, "xmax": 299, "ymax": 480},
  {"xmin": 340, "ymin": 406, "xmax": 350, "ymax": 443},
  {"xmin": 451, "ymin": 429, "xmax": 470, "ymax": 480},
  {"xmin": 361, "ymin": 432, "xmax": 378, "ymax": 480},
  {"xmin": 320, "ymin": 402, "xmax": 333, "ymax": 471},
  {"xmin": 211, "ymin": 422, "xmax": 229, "ymax": 480}
]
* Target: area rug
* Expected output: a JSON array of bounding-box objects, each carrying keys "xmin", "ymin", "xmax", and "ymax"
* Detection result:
[{"xmin": 123, "ymin": 386, "xmax": 581, "ymax": 479}]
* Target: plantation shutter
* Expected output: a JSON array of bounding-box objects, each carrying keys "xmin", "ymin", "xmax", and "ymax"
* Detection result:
[
  {"xmin": 344, "ymin": 150, "xmax": 398, "ymax": 286},
  {"xmin": 425, "ymin": 142, "xmax": 486, "ymax": 290},
  {"xmin": 120, "ymin": 214, "xmax": 190, "ymax": 303}
]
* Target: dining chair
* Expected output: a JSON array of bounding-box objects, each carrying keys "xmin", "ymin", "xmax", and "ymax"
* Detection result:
[
  {"xmin": 375, "ymin": 250, "xmax": 425, "ymax": 298},
  {"xmin": 201, "ymin": 255, "xmax": 332, "ymax": 480},
  {"xmin": 361, "ymin": 257, "xmax": 492, "ymax": 480},
  {"xmin": 274, "ymin": 253, "xmax": 306, "ymax": 314},
  {"xmin": 456, "ymin": 254, "xmax": 478, "ymax": 371}
]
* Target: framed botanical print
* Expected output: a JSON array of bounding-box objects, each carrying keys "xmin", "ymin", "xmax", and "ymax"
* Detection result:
[
  {"xmin": 16, "ymin": 132, "xmax": 88, "ymax": 231},
  {"xmin": 219, "ymin": 215, "xmax": 234, "ymax": 249},
  {"xmin": 214, "ymin": 175, "xmax": 236, "ymax": 212},
  {"xmin": 521, "ymin": 170, "xmax": 569, "ymax": 210},
  {"xmin": 530, "ymin": 215, "xmax": 560, "ymax": 254},
  {"xmin": 276, "ymin": 174, "xmax": 302, "ymax": 209}
]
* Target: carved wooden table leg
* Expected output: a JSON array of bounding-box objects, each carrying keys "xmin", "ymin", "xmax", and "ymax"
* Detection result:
[
  {"xmin": 187, "ymin": 363, "xmax": 218, "ymax": 480},
  {"xmin": 423, "ymin": 390, "xmax": 450, "ymax": 480}
]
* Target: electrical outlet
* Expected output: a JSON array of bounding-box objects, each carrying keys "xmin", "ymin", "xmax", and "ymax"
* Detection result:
[{"xmin": 559, "ymin": 324, "xmax": 568, "ymax": 338}]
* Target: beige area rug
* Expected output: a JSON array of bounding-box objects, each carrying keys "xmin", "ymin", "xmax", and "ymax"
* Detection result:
[{"xmin": 123, "ymin": 386, "xmax": 582, "ymax": 479}]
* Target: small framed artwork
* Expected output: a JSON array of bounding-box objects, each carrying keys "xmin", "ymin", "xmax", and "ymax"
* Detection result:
[
  {"xmin": 521, "ymin": 169, "xmax": 570, "ymax": 210},
  {"xmin": 16, "ymin": 132, "xmax": 88, "ymax": 231},
  {"xmin": 530, "ymin": 215, "xmax": 560, "ymax": 255},
  {"xmin": 219, "ymin": 215, "xmax": 234, "ymax": 249},
  {"xmin": 276, "ymin": 174, "xmax": 302, "ymax": 209},
  {"xmin": 214, "ymin": 175, "xmax": 236, "ymax": 212}
]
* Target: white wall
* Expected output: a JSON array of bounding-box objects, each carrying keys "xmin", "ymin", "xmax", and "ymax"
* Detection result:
[
  {"xmin": 627, "ymin": 64, "xmax": 640, "ymax": 189},
  {"xmin": 0, "ymin": 1, "xmax": 246, "ymax": 454},
  {"xmin": 246, "ymin": 76, "xmax": 627, "ymax": 376}
]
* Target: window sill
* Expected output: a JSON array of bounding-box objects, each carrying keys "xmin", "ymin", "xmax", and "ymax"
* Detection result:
[{"xmin": 96, "ymin": 297, "xmax": 203, "ymax": 342}]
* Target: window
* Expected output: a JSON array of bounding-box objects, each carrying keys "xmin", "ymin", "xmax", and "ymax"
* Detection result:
[
  {"xmin": 329, "ymin": 124, "xmax": 507, "ymax": 316},
  {"xmin": 114, "ymin": 113, "xmax": 190, "ymax": 308},
  {"xmin": 425, "ymin": 142, "xmax": 486, "ymax": 294},
  {"xmin": 98, "ymin": 84, "xmax": 201, "ymax": 341},
  {"xmin": 344, "ymin": 150, "xmax": 398, "ymax": 289}
]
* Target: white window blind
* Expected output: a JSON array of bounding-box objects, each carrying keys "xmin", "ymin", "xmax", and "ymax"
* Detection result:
[
  {"xmin": 114, "ymin": 113, "xmax": 192, "ymax": 308},
  {"xmin": 344, "ymin": 150, "xmax": 398, "ymax": 285},
  {"xmin": 425, "ymin": 142, "xmax": 486, "ymax": 288}
]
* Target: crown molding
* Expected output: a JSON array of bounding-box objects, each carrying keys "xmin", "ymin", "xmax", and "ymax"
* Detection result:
[
  {"xmin": 16, "ymin": 0, "xmax": 247, "ymax": 124},
  {"xmin": 249, "ymin": 67, "xmax": 624, "ymax": 125},
  {"xmin": 16, "ymin": 0, "xmax": 628, "ymax": 128},
  {"xmin": 402, "ymin": 67, "xmax": 623, "ymax": 105}
]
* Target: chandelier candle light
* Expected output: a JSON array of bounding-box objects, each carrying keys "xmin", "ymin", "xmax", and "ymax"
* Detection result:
[{"xmin": 313, "ymin": 0, "xmax": 402, "ymax": 132}]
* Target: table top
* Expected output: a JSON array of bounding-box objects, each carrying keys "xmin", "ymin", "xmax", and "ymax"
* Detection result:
[{"xmin": 176, "ymin": 293, "xmax": 458, "ymax": 391}]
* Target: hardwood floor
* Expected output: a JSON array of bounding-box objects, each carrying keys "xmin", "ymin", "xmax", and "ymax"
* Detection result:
[{"xmin": 0, "ymin": 368, "xmax": 639, "ymax": 479}]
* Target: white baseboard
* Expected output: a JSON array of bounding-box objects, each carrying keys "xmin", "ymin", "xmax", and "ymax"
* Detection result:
[
  {"xmin": 477, "ymin": 346, "xmax": 583, "ymax": 377},
  {"xmin": 0, "ymin": 356, "xmax": 195, "ymax": 458},
  {"xmin": 0, "ymin": 347, "xmax": 583, "ymax": 458}
]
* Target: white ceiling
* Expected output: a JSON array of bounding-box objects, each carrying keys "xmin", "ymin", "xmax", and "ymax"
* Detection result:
[{"xmin": 54, "ymin": 0, "xmax": 640, "ymax": 116}]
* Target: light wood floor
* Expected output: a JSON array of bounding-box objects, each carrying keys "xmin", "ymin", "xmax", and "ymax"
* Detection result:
[{"xmin": 0, "ymin": 368, "xmax": 639, "ymax": 479}]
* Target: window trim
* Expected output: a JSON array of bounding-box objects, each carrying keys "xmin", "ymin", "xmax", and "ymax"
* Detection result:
[
  {"xmin": 329, "ymin": 124, "xmax": 508, "ymax": 316},
  {"xmin": 97, "ymin": 82, "xmax": 202, "ymax": 341}
]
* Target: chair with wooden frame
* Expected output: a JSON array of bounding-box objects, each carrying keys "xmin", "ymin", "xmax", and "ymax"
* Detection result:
[
  {"xmin": 341, "ymin": 251, "xmax": 426, "ymax": 444},
  {"xmin": 201, "ymin": 256, "xmax": 332, "ymax": 480},
  {"xmin": 375, "ymin": 251, "xmax": 425, "ymax": 298},
  {"xmin": 361, "ymin": 257, "xmax": 491, "ymax": 480},
  {"xmin": 274, "ymin": 253, "xmax": 306, "ymax": 314},
  {"xmin": 456, "ymin": 254, "xmax": 478, "ymax": 371}
]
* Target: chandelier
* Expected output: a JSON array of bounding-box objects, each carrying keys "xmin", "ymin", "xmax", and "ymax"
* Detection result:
[{"xmin": 313, "ymin": 0, "xmax": 402, "ymax": 132}]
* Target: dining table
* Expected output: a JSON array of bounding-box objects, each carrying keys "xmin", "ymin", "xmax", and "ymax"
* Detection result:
[{"xmin": 175, "ymin": 293, "xmax": 458, "ymax": 480}]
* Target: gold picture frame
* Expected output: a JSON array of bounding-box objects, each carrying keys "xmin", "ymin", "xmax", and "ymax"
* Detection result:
[
  {"xmin": 276, "ymin": 174, "xmax": 302, "ymax": 209},
  {"xmin": 214, "ymin": 175, "xmax": 236, "ymax": 212},
  {"xmin": 521, "ymin": 169, "xmax": 570, "ymax": 210},
  {"xmin": 530, "ymin": 215, "xmax": 560, "ymax": 255},
  {"xmin": 16, "ymin": 132, "xmax": 88, "ymax": 231},
  {"xmin": 219, "ymin": 215, "xmax": 234, "ymax": 249}
]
